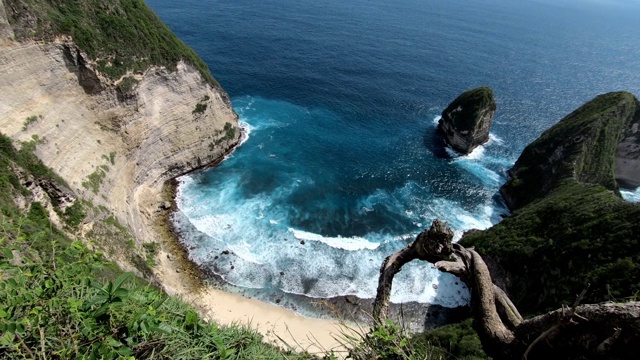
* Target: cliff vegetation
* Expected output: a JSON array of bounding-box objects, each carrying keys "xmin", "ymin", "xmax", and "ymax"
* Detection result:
[
  {"xmin": 464, "ymin": 92, "xmax": 640, "ymax": 314},
  {"xmin": 0, "ymin": 133, "xmax": 316, "ymax": 359},
  {"xmin": 4, "ymin": 0, "xmax": 223, "ymax": 91}
]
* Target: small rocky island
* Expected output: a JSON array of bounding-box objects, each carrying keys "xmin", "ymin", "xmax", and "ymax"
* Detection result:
[{"xmin": 438, "ymin": 86, "xmax": 496, "ymax": 154}]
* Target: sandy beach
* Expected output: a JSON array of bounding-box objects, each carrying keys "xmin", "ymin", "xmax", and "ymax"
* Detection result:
[{"xmin": 154, "ymin": 244, "xmax": 358, "ymax": 356}]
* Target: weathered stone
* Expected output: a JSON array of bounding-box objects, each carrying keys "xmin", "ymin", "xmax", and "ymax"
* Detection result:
[{"xmin": 438, "ymin": 87, "xmax": 496, "ymax": 154}]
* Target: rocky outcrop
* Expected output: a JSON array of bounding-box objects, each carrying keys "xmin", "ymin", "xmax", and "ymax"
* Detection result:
[
  {"xmin": 438, "ymin": 87, "xmax": 496, "ymax": 154},
  {"xmin": 501, "ymin": 92, "xmax": 640, "ymax": 211}
]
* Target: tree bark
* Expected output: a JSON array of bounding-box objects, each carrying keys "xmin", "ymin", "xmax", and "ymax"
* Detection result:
[{"xmin": 372, "ymin": 219, "xmax": 640, "ymax": 360}]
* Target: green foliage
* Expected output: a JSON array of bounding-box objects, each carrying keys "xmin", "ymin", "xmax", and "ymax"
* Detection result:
[
  {"xmin": 466, "ymin": 180, "xmax": 640, "ymax": 313},
  {"xmin": 192, "ymin": 102, "xmax": 207, "ymax": 115},
  {"xmin": 503, "ymin": 92, "xmax": 637, "ymax": 210},
  {"xmin": 142, "ymin": 242, "xmax": 159, "ymax": 268},
  {"xmin": 411, "ymin": 320, "xmax": 486, "ymax": 359},
  {"xmin": 62, "ymin": 201, "xmax": 86, "ymax": 230},
  {"xmin": 209, "ymin": 122, "xmax": 238, "ymax": 150},
  {"xmin": 82, "ymin": 168, "xmax": 106, "ymax": 194},
  {"xmin": 5, "ymin": 0, "xmax": 224, "ymax": 92},
  {"xmin": 21, "ymin": 115, "xmax": 39, "ymax": 131},
  {"xmin": 117, "ymin": 75, "xmax": 138, "ymax": 94},
  {"xmin": 0, "ymin": 236, "xmax": 309, "ymax": 358},
  {"xmin": 347, "ymin": 319, "xmax": 487, "ymax": 360},
  {"xmin": 109, "ymin": 151, "xmax": 116, "ymax": 165},
  {"xmin": 469, "ymin": 92, "xmax": 640, "ymax": 314}
]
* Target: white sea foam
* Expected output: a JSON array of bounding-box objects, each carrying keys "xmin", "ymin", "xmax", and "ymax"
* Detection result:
[
  {"xmin": 621, "ymin": 187, "xmax": 640, "ymax": 202},
  {"xmin": 289, "ymin": 228, "xmax": 380, "ymax": 251},
  {"xmin": 172, "ymin": 97, "xmax": 514, "ymax": 308},
  {"xmin": 488, "ymin": 133, "xmax": 504, "ymax": 145}
]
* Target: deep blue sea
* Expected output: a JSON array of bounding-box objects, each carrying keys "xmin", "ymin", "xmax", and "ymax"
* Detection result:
[{"xmin": 146, "ymin": 0, "xmax": 640, "ymax": 309}]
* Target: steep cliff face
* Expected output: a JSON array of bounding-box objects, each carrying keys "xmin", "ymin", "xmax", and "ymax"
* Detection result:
[
  {"xmin": 463, "ymin": 92, "xmax": 640, "ymax": 313},
  {"xmin": 438, "ymin": 87, "xmax": 496, "ymax": 154},
  {"xmin": 0, "ymin": 35, "xmax": 239, "ymax": 259},
  {"xmin": 500, "ymin": 92, "xmax": 640, "ymax": 211}
]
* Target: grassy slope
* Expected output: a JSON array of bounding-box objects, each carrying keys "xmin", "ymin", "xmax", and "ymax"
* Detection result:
[
  {"xmin": 0, "ymin": 133, "xmax": 315, "ymax": 359},
  {"xmin": 5, "ymin": 0, "xmax": 223, "ymax": 92},
  {"xmin": 464, "ymin": 92, "xmax": 640, "ymax": 313}
]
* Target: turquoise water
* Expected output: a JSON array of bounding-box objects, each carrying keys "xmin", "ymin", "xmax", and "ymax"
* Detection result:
[{"xmin": 147, "ymin": 0, "xmax": 640, "ymax": 308}]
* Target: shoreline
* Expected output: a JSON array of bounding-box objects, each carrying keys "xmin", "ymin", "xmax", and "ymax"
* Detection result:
[
  {"xmin": 150, "ymin": 129, "xmax": 356, "ymax": 354},
  {"xmin": 151, "ymin": 126, "xmax": 470, "ymax": 353}
]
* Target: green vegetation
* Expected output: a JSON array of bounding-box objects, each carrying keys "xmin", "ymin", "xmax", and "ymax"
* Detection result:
[
  {"xmin": 5, "ymin": 0, "xmax": 224, "ymax": 91},
  {"xmin": 464, "ymin": 92, "xmax": 640, "ymax": 314},
  {"xmin": 0, "ymin": 221, "xmax": 313, "ymax": 359},
  {"xmin": 502, "ymin": 92, "xmax": 638, "ymax": 210},
  {"xmin": 142, "ymin": 241, "xmax": 160, "ymax": 268},
  {"xmin": 82, "ymin": 167, "xmax": 107, "ymax": 194},
  {"xmin": 348, "ymin": 320, "xmax": 486, "ymax": 359},
  {"xmin": 0, "ymin": 132, "xmax": 318, "ymax": 359},
  {"xmin": 209, "ymin": 122, "xmax": 237, "ymax": 150},
  {"xmin": 21, "ymin": 115, "xmax": 39, "ymax": 131},
  {"xmin": 117, "ymin": 76, "xmax": 139, "ymax": 94},
  {"xmin": 442, "ymin": 87, "xmax": 495, "ymax": 130},
  {"xmin": 192, "ymin": 102, "xmax": 207, "ymax": 115}
]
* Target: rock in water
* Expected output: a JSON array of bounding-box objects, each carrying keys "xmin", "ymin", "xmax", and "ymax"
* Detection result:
[{"xmin": 438, "ymin": 86, "xmax": 496, "ymax": 154}]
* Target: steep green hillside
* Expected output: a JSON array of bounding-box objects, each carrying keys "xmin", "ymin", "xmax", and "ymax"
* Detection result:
[
  {"xmin": 5, "ymin": 0, "xmax": 222, "ymax": 91},
  {"xmin": 464, "ymin": 92, "xmax": 640, "ymax": 313},
  {"xmin": 0, "ymin": 133, "xmax": 314, "ymax": 358}
]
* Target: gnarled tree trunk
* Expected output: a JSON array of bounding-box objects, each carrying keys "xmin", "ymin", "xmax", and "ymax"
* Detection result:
[{"xmin": 373, "ymin": 219, "xmax": 640, "ymax": 360}]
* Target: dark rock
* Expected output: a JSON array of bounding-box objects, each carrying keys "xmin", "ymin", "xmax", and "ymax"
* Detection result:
[
  {"xmin": 221, "ymin": 250, "xmax": 230, "ymax": 255},
  {"xmin": 438, "ymin": 86, "xmax": 496, "ymax": 154},
  {"xmin": 299, "ymin": 240, "xmax": 305, "ymax": 245},
  {"xmin": 279, "ymin": 271, "xmax": 285, "ymax": 276}
]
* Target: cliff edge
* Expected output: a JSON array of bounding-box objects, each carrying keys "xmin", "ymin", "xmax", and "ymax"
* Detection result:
[
  {"xmin": 438, "ymin": 86, "xmax": 496, "ymax": 154},
  {"xmin": 0, "ymin": 0, "xmax": 240, "ymax": 287}
]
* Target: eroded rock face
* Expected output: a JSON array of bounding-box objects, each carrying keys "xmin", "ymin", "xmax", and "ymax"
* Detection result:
[
  {"xmin": 0, "ymin": 37, "xmax": 239, "ymax": 250},
  {"xmin": 438, "ymin": 87, "xmax": 496, "ymax": 155},
  {"xmin": 615, "ymin": 108, "xmax": 640, "ymax": 189}
]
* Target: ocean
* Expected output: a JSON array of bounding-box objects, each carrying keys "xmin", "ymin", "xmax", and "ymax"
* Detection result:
[{"xmin": 145, "ymin": 0, "xmax": 640, "ymax": 310}]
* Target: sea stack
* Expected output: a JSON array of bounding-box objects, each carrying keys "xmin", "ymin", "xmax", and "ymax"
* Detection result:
[{"xmin": 438, "ymin": 86, "xmax": 496, "ymax": 154}]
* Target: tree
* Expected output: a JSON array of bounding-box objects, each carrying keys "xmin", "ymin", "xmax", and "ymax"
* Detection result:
[{"xmin": 373, "ymin": 219, "xmax": 640, "ymax": 359}]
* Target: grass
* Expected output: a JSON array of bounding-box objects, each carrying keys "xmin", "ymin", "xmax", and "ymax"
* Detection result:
[{"xmin": 0, "ymin": 131, "xmax": 318, "ymax": 359}]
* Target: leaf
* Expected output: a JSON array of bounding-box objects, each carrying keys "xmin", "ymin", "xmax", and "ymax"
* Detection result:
[
  {"xmin": 112, "ymin": 272, "xmax": 132, "ymax": 292},
  {"xmin": 106, "ymin": 337, "xmax": 122, "ymax": 348},
  {"xmin": 1, "ymin": 248, "xmax": 13, "ymax": 260}
]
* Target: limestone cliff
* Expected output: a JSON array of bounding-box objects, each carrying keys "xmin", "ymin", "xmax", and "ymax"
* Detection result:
[
  {"xmin": 0, "ymin": 2, "xmax": 240, "ymax": 278},
  {"xmin": 438, "ymin": 86, "xmax": 496, "ymax": 154}
]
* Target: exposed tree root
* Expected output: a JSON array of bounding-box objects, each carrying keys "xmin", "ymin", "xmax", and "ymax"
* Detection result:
[{"xmin": 373, "ymin": 219, "xmax": 640, "ymax": 360}]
